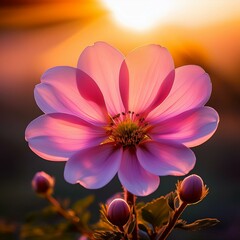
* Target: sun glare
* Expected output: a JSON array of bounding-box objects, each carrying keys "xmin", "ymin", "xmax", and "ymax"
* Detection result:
[
  {"xmin": 101, "ymin": 0, "xmax": 173, "ymax": 31},
  {"xmin": 100, "ymin": 0, "xmax": 240, "ymax": 31}
]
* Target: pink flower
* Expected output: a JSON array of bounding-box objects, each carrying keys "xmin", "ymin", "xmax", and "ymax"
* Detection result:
[{"xmin": 25, "ymin": 42, "xmax": 219, "ymax": 196}]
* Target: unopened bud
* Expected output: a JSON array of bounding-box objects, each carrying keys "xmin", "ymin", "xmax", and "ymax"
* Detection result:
[
  {"xmin": 107, "ymin": 198, "xmax": 130, "ymax": 227},
  {"xmin": 78, "ymin": 236, "xmax": 88, "ymax": 240},
  {"xmin": 177, "ymin": 174, "xmax": 208, "ymax": 204},
  {"xmin": 32, "ymin": 171, "xmax": 54, "ymax": 195}
]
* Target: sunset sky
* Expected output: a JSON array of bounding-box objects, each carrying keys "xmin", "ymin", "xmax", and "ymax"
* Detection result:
[{"xmin": 1, "ymin": 0, "xmax": 240, "ymax": 102}]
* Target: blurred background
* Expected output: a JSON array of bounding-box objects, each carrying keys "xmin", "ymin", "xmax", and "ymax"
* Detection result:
[{"xmin": 1, "ymin": 0, "xmax": 240, "ymax": 239}]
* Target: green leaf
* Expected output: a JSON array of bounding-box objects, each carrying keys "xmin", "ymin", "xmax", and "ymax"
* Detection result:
[
  {"xmin": 20, "ymin": 220, "xmax": 80, "ymax": 240},
  {"xmin": 72, "ymin": 195, "xmax": 94, "ymax": 215},
  {"xmin": 93, "ymin": 204, "xmax": 117, "ymax": 231},
  {"xmin": 136, "ymin": 202, "xmax": 146, "ymax": 209},
  {"xmin": 138, "ymin": 223, "xmax": 148, "ymax": 233},
  {"xmin": 127, "ymin": 219, "xmax": 135, "ymax": 235},
  {"xmin": 175, "ymin": 218, "xmax": 220, "ymax": 231},
  {"xmin": 21, "ymin": 199, "xmax": 89, "ymax": 239},
  {"xmin": 25, "ymin": 205, "xmax": 56, "ymax": 223},
  {"xmin": 164, "ymin": 191, "xmax": 178, "ymax": 211},
  {"xmin": 140, "ymin": 197, "xmax": 171, "ymax": 229}
]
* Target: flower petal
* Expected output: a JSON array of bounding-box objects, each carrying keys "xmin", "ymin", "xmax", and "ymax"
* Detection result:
[
  {"xmin": 64, "ymin": 143, "xmax": 122, "ymax": 189},
  {"xmin": 137, "ymin": 141, "xmax": 196, "ymax": 176},
  {"xmin": 35, "ymin": 66, "xmax": 108, "ymax": 126},
  {"xmin": 118, "ymin": 148, "xmax": 160, "ymax": 196},
  {"xmin": 119, "ymin": 61, "xmax": 129, "ymax": 111},
  {"xmin": 148, "ymin": 65, "xmax": 212, "ymax": 122},
  {"xmin": 77, "ymin": 42, "xmax": 125, "ymax": 115},
  {"xmin": 120, "ymin": 44, "xmax": 174, "ymax": 114},
  {"xmin": 25, "ymin": 113, "xmax": 106, "ymax": 161},
  {"xmin": 149, "ymin": 107, "xmax": 219, "ymax": 147}
]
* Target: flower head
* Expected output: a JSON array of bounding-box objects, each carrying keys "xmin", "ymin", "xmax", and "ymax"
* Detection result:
[
  {"xmin": 107, "ymin": 198, "xmax": 130, "ymax": 227},
  {"xmin": 25, "ymin": 42, "xmax": 219, "ymax": 196},
  {"xmin": 177, "ymin": 174, "xmax": 208, "ymax": 204},
  {"xmin": 32, "ymin": 171, "xmax": 55, "ymax": 195}
]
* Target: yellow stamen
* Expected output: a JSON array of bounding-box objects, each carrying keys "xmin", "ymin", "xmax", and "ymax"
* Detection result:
[{"xmin": 103, "ymin": 111, "xmax": 150, "ymax": 147}]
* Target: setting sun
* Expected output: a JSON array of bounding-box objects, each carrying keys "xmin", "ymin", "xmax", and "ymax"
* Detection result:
[{"xmin": 100, "ymin": 0, "xmax": 173, "ymax": 31}]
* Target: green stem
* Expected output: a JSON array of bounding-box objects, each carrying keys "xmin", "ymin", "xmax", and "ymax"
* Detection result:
[
  {"xmin": 124, "ymin": 189, "xmax": 138, "ymax": 240},
  {"xmin": 45, "ymin": 194, "xmax": 92, "ymax": 238},
  {"xmin": 156, "ymin": 202, "xmax": 188, "ymax": 240}
]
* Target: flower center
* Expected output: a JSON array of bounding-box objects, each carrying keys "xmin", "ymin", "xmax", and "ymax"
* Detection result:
[{"xmin": 104, "ymin": 111, "xmax": 150, "ymax": 148}]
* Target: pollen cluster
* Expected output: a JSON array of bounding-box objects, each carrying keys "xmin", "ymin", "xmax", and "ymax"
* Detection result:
[{"xmin": 105, "ymin": 111, "xmax": 150, "ymax": 147}]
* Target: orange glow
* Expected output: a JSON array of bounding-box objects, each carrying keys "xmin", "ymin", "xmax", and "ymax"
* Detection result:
[
  {"xmin": 0, "ymin": 0, "xmax": 240, "ymax": 97},
  {"xmin": 0, "ymin": 0, "xmax": 106, "ymax": 28}
]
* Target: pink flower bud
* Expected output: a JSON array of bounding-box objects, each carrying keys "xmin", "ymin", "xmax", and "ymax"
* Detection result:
[
  {"xmin": 178, "ymin": 174, "xmax": 208, "ymax": 204},
  {"xmin": 78, "ymin": 236, "xmax": 89, "ymax": 240},
  {"xmin": 32, "ymin": 171, "xmax": 54, "ymax": 195},
  {"xmin": 107, "ymin": 198, "xmax": 130, "ymax": 227}
]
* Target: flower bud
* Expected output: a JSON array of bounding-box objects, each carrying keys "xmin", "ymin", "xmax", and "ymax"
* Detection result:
[
  {"xmin": 178, "ymin": 174, "xmax": 208, "ymax": 204},
  {"xmin": 32, "ymin": 171, "xmax": 55, "ymax": 195},
  {"xmin": 107, "ymin": 198, "xmax": 130, "ymax": 227},
  {"xmin": 78, "ymin": 236, "xmax": 89, "ymax": 240}
]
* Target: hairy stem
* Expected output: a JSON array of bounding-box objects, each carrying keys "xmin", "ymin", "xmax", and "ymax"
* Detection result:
[
  {"xmin": 124, "ymin": 189, "xmax": 138, "ymax": 240},
  {"xmin": 45, "ymin": 194, "xmax": 92, "ymax": 238},
  {"xmin": 156, "ymin": 202, "xmax": 188, "ymax": 240}
]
